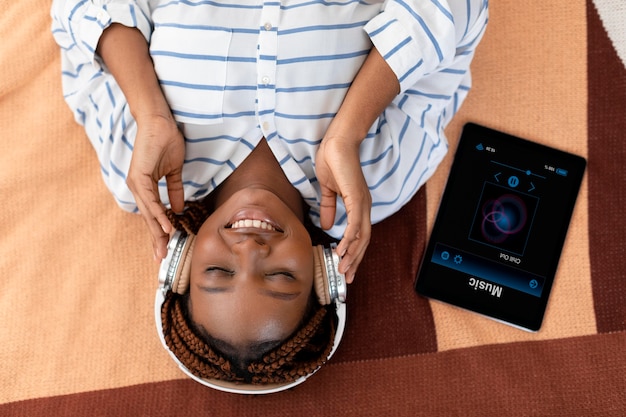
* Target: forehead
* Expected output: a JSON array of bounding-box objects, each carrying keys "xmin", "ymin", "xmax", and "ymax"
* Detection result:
[{"xmin": 188, "ymin": 281, "xmax": 312, "ymax": 349}]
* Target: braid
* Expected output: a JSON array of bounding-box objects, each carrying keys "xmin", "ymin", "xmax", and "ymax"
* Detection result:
[
  {"xmin": 248, "ymin": 305, "xmax": 336, "ymax": 384},
  {"xmin": 162, "ymin": 292, "xmax": 243, "ymax": 382},
  {"xmin": 259, "ymin": 306, "xmax": 327, "ymax": 367},
  {"xmin": 166, "ymin": 200, "xmax": 211, "ymax": 235}
]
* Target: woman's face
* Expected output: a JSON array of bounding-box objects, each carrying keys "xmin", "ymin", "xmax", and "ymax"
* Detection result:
[{"xmin": 188, "ymin": 188, "xmax": 314, "ymax": 359}]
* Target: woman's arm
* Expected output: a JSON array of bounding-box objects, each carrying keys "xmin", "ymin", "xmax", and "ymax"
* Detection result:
[
  {"xmin": 325, "ymin": 47, "xmax": 400, "ymax": 143},
  {"xmin": 97, "ymin": 24, "xmax": 171, "ymax": 122},
  {"xmin": 97, "ymin": 24, "xmax": 186, "ymax": 261},
  {"xmin": 315, "ymin": 47, "xmax": 400, "ymax": 282}
]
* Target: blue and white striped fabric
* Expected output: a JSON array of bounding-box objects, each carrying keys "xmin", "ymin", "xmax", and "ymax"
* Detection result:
[{"xmin": 51, "ymin": 0, "xmax": 488, "ymax": 238}]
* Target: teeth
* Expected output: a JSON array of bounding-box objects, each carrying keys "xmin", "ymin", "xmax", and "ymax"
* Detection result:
[{"xmin": 231, "ymin": 219, "xmax": 276, "ymax": 231}]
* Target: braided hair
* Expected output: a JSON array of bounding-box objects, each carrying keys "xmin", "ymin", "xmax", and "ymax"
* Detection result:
[{"xmin": 161, "ymin": 201, "xmax": 338, "ymax": 385}]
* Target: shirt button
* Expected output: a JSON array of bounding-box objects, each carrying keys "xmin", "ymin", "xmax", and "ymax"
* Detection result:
[
  {"xmin": 261, "ymin": 76, "xmax": 271, "ymax": 85},
  {"xmin": 264, "ymin": 22, "xmax": 272, "ymax": 31},
  {"xmin": 262, "ymin": 122, "xmax": 270, "ymax": 131}
]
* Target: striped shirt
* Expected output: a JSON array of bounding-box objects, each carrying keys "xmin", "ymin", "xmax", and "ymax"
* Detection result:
[{"xmin": 51, "ymin": 0, "xmax": 488, "ymax": 238}]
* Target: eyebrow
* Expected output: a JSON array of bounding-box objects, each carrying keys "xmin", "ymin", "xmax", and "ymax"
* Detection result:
[{"xmin": 197, "ymin": 285, "xmax": 301, "ymax": 301}]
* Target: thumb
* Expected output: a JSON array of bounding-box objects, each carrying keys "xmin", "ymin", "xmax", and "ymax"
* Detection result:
[
  {"xmin": 166, "ymin": 170, "xmax": 185, "ymax": 214},
  {"xmin": 319, "ymin": 184, "xmax": 337, "ymax": 231}
]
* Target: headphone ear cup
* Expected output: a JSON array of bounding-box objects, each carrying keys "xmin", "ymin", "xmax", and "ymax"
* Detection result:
[
  {"xmin": 170, "ymin": 233, "xmax": 196, "ymax": 294},
  {"xmin": 312, "ymin": 245, "xmax": 331, "ymax": 305}
]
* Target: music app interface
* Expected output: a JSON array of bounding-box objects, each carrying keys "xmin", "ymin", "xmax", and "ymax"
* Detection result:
[{"xmin": 426, "ymin": 127, "xmax": 585, "ymax": 300}]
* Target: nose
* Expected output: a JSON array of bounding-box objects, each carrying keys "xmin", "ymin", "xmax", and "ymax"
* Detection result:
[{"xmin": 231, "ymin": 234, "xmax": 271, "ymax": 259}]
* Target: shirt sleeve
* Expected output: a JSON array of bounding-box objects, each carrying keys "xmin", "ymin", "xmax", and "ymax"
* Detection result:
[
  {"xmin": 364, "ymin": 0, "xmax": 489, "ymax": 139},
  {"xmin": 50, "ymin": 0, "xmax": 155, "ymax": 213},
  {"xmin": 364, "ymin": 0, "xmax": 460, "ymax": 93},
  {"xmin": 50, "ymin": 0, "xmax": 153, "ymax": 126},
  {"xmin": 51, "ymin": 0, "xmax": 152, "ymax": 68}
]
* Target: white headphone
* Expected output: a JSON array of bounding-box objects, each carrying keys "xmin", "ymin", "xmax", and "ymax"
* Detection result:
[{"xmin": 154, "ymin": 230, "xmax": 347, "ymax": 394}]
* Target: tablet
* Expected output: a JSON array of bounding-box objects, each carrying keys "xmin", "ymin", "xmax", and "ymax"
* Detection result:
[{"xmin": 415, "ymin": 123, "xmax": 586, "ymax": 331}]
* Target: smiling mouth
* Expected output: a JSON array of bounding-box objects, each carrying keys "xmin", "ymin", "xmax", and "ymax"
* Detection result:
[{"xmin": 227, "ymin": 219, "xmax": 283, "ymax": 232}]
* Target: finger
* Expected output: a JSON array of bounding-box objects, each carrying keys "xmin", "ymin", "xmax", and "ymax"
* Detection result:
[
  {"xmin": 135, "ymin": 195, "xmax": 170, "ymax": 260},
  {"xmin": 143, "ymin": 179, "xmax": 173, "ymax": 232},
  {"xmin": 336, "ymin": 193, "xmax": 371, "ymax": 256},
  {"xmin": 344, "ymin": 267, "xmax": 357, "ymax": 284},
  {"xmin": 166, "ymin": 169, "xmax": 185, "ymax": 214},
  {"xmin": 153, "ymin": 232, "xmax": 170, "ymax": 263},
  {"xmin": 147, "ymin": 211, "xmax": 170, "ymax": 260},
  {"xmin": 343, "ymin": 236, "xmax": 368, "ymax": 283},
  {"xmin": 129, "ymin": 176, "xmax": 172, "ymax": 259},
  {"xmin": 319, "ymin": 185, "xmax": 337, "ymax": 231},
  {"xmin": 339, "ymin": 227, "xmax": 369, "ymax": 274},
  {"xmin": 139, "ymin": 197, "xmax": 170, "ymax": 259},
  {"xmin": 337, "ymin": 202, "xmax": 371, "ymax": 281}
]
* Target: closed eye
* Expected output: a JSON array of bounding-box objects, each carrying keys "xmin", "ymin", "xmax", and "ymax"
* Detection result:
[
  {"xmin": 205, "ymin": 267, "xmax": 234, "ymax": 276},
  {"xmin": 266, "ymin": 272, "xmax": 296, "ymax": 280}
]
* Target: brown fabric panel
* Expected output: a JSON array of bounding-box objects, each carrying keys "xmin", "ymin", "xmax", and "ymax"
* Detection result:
[
  {"xmin": 587, "ymin": 1, "xmax": 626, "ymax": 333},
  {"xmin": 4, "ymin": 332, "xmax": 624, "ymax": 416},
  {"xmin": 333, "ymin": 189, "xmax": 438, "ymax": 362}
]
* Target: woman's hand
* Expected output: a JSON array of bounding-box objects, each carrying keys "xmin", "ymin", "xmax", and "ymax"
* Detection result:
[
  {"xmin": 315, "ymin": 133, "xmax": 371, "ymax": 283},
  {"xmin": 96, "ymin": 24, "xmax": 187, "ymax": 261},
  {"xmin": 127, "ymin": 114, "xmax": 185, "ymax": 261},
  {"xmin": 314, "ymin": 47, "xmax": 399, "ymax": 282}
]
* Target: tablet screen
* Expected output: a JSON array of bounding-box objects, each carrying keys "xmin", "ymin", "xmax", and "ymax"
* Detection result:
[{"xmin": 415, "ymin": 123, "xmax": 586, "ymax": 331}]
